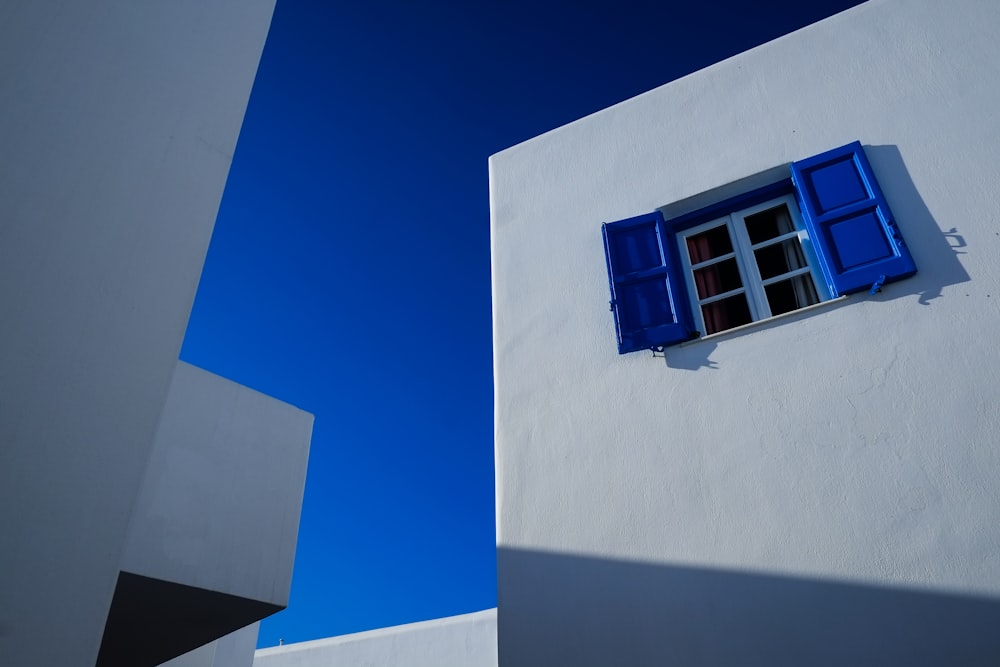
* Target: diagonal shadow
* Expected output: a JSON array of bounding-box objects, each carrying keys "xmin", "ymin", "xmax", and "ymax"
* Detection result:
[
  {"xmin": 863, "ymin": 145, "xmax": 969, "ymax": 306},
  {"xmin": 498, "ymin": 547, "xmax": 1000, "ymax": 667}
]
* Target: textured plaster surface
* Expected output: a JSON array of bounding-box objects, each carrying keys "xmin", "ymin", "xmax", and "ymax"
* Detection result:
[
  {"xmin": 0, "ymin": 1, "xmax": 276, "ymax": 664},
  {"xmin": 491, "ymin": 0, "xmax": 1000, "ymax": 662},
  {"xmin": 124, "ymin": 361, "xmax": 313, "ymax": 607},
  {"xmin": 254, "ymin": 609, "xmax": 498, "ymax": 667}
]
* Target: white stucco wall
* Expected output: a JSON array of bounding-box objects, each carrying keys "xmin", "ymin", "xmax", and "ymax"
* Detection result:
[
  {"xmin": 124, "ymin": 361, "xmax": 313, "ymax": 606},
  {"xmin": 253, "ymin": 610, "xmax": 498, "ymax": 667},
  {"xmin": 0, "ymin": 1, "xmax": 275, "ymax": 664},
  {"xmin": 490, "ymin": 0, "xmax": 1000, "ymax": 663}
]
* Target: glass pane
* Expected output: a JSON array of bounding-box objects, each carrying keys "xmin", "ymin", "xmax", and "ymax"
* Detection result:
[
  {"xmin": 745, "ymin": 204, "xmax": 794, "ymax": 244},
  {"xmin": 692, "ymin": 258, "xmax": 743, "ymax": 299},
  {"xmin": 701, "ymin": 294, "xmax": 752, "ymax": 335},
  {"xmin": 754, "ymin": 238, "xmax": 808, "ymax": 280},
  {"xmin": 686, "ymin": 225, "xmax": 733, "ymax": 263},
  {"xmin": 765, "ymin": 274, "xmax": 820, "ymax": 316}
]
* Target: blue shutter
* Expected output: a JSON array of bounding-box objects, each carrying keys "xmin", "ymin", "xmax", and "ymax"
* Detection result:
[
  {"xmin": 602, "ymin": 212, "xmax": 694, "ymax": 354},
  {"xmin": 791, "ymin": 141, "xmax": 916, "ymax": 296}
]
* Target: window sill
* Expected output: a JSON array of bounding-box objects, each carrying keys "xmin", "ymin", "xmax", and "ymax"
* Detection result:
[{"xmin": 679, "ymin": 295, "xmax": 849, "ymax": 347}]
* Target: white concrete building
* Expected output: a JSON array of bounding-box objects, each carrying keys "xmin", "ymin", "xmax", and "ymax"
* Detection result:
[
  {"xmin": 0, "ymin": 2, "xmax": 311, "ymax": 666},
  {"xmin": 254, "ymin": 609, "xmax": 497, "ymax": 667},
  {"xmin": 489, "ymin": 0, "xmax": 1000, "ymax": 664}
]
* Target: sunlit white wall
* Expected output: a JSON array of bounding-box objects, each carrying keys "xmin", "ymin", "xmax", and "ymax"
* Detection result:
[{"xmin": 491, "ymin": 0, "xmax": 1000, "ymax": 663}]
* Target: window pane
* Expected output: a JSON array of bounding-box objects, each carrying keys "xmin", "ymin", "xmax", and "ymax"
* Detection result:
[
  {"xmin": 693, "ymin": 258, "xmax": 743, "ymax": 299},
  {"xmin": 686, "ymin": 225, "xmax": 733, "ymax": 263},
  {"xmin": 745, "ymin": 205, "xmax": 794, "ymax": 244},
  {"xmin": 764, "ymin": 274, "xmax": 820, "ymax": 316},
  {"xmin": 701, "ymin": 294, "xmax": 752, "ymax": 335},
  {"xmin": 754, "ymin": 238, "xmax": 808, "ymax": 280}
]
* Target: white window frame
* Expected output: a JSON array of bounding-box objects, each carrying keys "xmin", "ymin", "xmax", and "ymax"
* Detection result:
[{"xmin": 676, "ymin": 194, "xmax": 830, "ymax": 336}]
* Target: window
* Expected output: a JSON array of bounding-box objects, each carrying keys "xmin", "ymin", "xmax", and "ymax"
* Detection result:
[
  {"xmin": 603, "ymin": 141, "xmax": 917, "ymax": 354},
  {"xmin": 678, "ymin": 195, "xmax": 826, "ymax": 336}
]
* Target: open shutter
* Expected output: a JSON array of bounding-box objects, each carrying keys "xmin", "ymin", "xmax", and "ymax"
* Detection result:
[
  {"xmin": 791, "ymin": 141, "xmax": 916, "ymax": 296},
  {"xmin": 603, "ymin": 212, "xmax": 694, "ymax": 354}
]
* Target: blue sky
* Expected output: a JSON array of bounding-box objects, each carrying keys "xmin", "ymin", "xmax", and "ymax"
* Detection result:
[{"xmin": 180, "ymin": 0, "xmax": 864, "ymax": 647}]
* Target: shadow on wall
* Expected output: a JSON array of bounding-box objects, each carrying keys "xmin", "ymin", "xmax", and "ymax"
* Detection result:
[
  {"xmin": 856, "ymin": 144, "xmax": 968, "ymax": 306},
  {"xmin": 497, "ymin": 547, "xmax": 1000, "ymax": 667},
  {"xmin": 662, "ymin": 144, "xmax": 969, "ymax": 371}
]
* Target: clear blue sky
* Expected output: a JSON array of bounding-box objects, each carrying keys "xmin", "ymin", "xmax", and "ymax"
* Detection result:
[{"xmin": 180, "ymin": 0, "xmax": 864, "ymax": 647}]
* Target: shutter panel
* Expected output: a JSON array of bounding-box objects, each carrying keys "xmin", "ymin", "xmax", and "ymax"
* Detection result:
[
  {"xmin": 602, "ymin": 212, "xmax": 694, "ymax": 354},
  {"xmin": 791, "ymin": 141, "xmax": 916, "ymax": 296}
]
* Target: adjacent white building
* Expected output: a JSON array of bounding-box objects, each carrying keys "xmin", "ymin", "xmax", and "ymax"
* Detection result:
[
  {"xmin": 0, "ymin": 2, "xmax": 311, "ymax": 665},
  {"xmin": 254, "ymin": 610, "xmax": 497, "ymax": 667},
  {"xmin": 490, "ymin": 0, "xmax": 1000, "ymax": 664}
]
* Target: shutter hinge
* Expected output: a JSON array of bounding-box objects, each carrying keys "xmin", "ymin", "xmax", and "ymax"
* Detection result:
[
  {"xmin": 609, "ymin": 300, "xmax": 616, "ymax": 312},
  {"xmin": 870, "ymin": 274, "xmax": 887, "ymax": 295},
  {"xmin": 888, "ymin": 222, "xmax": 906, "ymax": 247}
]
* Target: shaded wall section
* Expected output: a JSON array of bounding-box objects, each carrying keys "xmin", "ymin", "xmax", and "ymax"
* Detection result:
[
  {"xmin": 498, "ymin": 548, "xmax": 1000, "ymax": 667},
  {"xmin": 98, "ymin": 574, "xmax": 274, "ymax": 666},
  {"xmin": 161, "ymin": 623, "xmax": 261, "ymax": 667}
]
